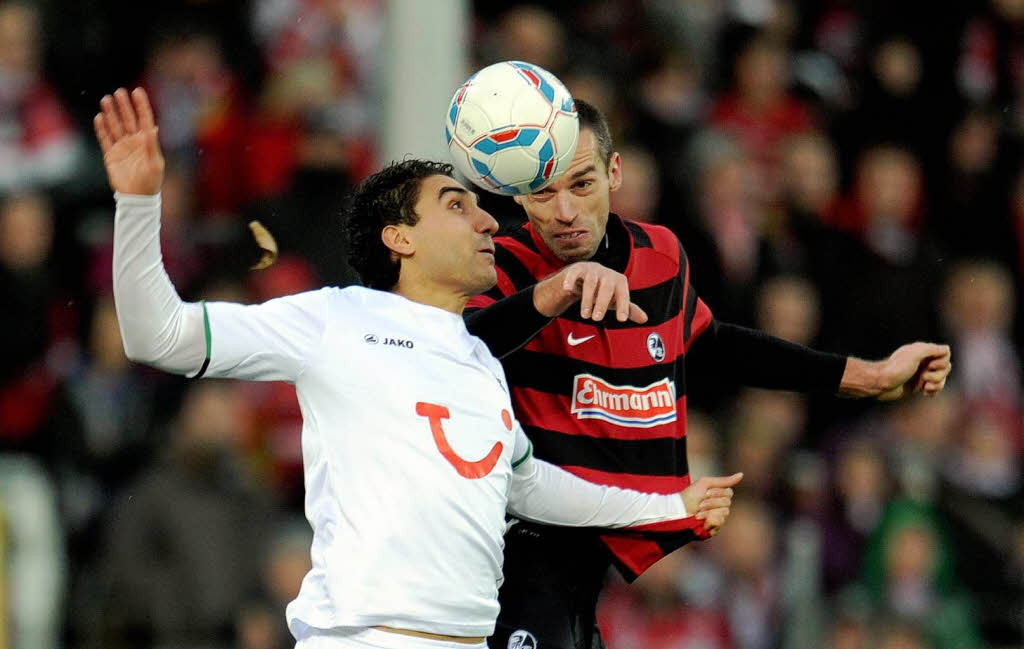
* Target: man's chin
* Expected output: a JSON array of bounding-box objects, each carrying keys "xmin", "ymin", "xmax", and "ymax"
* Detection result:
[
  {"xmin": 553, "ymin": 244, "xmax": 597, "ymax": 264},
  {"xmin": 469, "ymin": 269, "xmax": 498, "ymax": 295}
]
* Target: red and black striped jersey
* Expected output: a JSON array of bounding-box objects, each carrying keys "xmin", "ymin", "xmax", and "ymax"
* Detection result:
[{"xmin": 466, "ymin": 214, "xmax": 715, "ymax": 580}]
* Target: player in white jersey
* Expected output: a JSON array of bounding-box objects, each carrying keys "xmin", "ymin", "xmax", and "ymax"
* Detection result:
[{"xmin": 94, "ymin": 88, "xmax": 741, "ymax": 649}]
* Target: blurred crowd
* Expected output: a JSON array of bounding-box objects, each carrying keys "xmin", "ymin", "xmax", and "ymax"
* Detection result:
[{"xmin": 0, "ymin": 1, "xmax": 1021, "ymax": 649}]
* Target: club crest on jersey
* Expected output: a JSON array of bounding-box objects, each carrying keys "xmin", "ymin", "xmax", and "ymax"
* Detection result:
[
  {"xmin": 508, "ymin": 630, "xmax": 537, "ymax": 649},
  {"xmin": 647, "ymin": 332, "xmax": 666, "ymax": 362},
  {"xmin": 571, "ymin": 374, "xmax": 677, "ymax": 427}
]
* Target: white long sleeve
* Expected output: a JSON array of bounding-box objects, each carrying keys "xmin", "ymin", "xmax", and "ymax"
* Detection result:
[
  {"xmin": 111, "ymin": 192, "xmax": 207, "ymax": 375},
  {"xmin": 507, "ymin": 455, "xmax": 687, "ymax": 528}
]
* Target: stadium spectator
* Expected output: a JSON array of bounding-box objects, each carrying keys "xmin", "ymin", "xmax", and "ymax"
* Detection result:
[
  {"xmin": 852, "ymin": 500, "xmax": 983, "ymax": 649},
  {"xmin": 90, "ymin": 381, "xmax": 279, "ymax": 649},
  {"xmin": 708, "ymin": 34, "xmax": 816, "ymax": 203},
  {"xmin": 0, "ymin": 1, "xmax": 82, "ymax": 192},
  {"xmin": 142, "ymin": 29, "xmax": 248, "ymax": 214},
  {"xmin": 0, "ymin": 192, "xmax": 61, "ymax": 455}
]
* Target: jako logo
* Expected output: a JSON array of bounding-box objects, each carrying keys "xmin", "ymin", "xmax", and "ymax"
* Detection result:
[
  {"xmin": 571, "ymin": 374, "xmax": 676, "ymax": 427},
  {"xmin": 364, "ymin": 334, "xmax": 414, "ymax": 348},
  {"xmin": 508, "ymin": 630, "xmax": 537, "ymax": 649}
]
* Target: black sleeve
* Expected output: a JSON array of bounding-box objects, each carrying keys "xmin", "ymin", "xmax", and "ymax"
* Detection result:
[
  {"xmin": 464, "ymin": 285, "xmax": 554, "ymax": 359},
  {"xmin": 686, "ymin": 320, "xmax": 847, "ymax": 392}
]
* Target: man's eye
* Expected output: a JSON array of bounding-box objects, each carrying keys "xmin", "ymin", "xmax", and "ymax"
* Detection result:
[
  {"xmin": 451, "ymin": 201, "xmax": 462, "ymax": 210},
  {"xmin": 574, "ymin": 180, "xmax": 592, "ymax": 190}
]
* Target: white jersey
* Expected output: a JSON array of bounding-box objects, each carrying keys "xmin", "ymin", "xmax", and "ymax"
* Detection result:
[
  {"xmin": 202, "ymin": 286, "xmax": 527, "ymax": 636},
  {"xmin": 110, "ymin": 193, "xmax": 689, "ymax": 640}
]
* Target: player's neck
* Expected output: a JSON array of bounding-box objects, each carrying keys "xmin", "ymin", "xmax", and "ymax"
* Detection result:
[{"xmin": 392, "ymin": 275, "xmax": 469, "ymax": 315}]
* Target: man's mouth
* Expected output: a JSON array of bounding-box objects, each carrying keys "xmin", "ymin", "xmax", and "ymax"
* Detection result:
[{"xmin": 554, "ymin": 230, "xmax": 586, "ymax": 241}]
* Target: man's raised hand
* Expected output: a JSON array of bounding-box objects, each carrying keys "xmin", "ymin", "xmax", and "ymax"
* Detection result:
[
  {"xmin": 533, "ymin": 261, "xmax": 648, "ymax": 323},
  {"xmin": 94, "ymin": 88, "xmax": 164, "ymax": 195}
]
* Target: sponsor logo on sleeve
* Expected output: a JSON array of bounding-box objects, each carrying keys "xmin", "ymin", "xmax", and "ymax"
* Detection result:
[{"xmin": 570, "ymin": 374, "xmax": 677, "ymax": 427}]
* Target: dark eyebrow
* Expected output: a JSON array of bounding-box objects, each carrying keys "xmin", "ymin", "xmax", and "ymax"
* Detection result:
[
  {"xmin": 532, "ymin": 164, "xmax": 600, "ymax": 194},
  {"xmin": 438, "ymin": 186, "xmax": 479, "ymax": 205},
  {"xmin": 570, "ymin": 165, "xmax": 598, "ymax": 181}
]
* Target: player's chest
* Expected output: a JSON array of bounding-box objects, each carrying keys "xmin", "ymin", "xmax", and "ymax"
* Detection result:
[{"xmin": 313, "ymin": 324, "xmax": 516, "ymax": 467}]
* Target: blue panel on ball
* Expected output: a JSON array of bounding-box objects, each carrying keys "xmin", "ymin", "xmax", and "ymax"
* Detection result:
[
  {"xmin": 473, "ymin": 128, "xmax": 541, "ymax": 155},
  {"xmin": 528, "ymin": 140, "xmax": 555, "ymax": 191},
  {"xmin": 444, "ymin": 125, "xmax": 452, "ymax": 145},
  {"xmin": 474, "ymin": 138, "xmax": 498, "ymax": 155},
  {"xmin": 517, "ymin": 129, "xmax": 540, "ymax": 146},
  {"xmin": 448, "ymin": 102, "xmax": 459, "ymax": 125},
  {"xmin": 472, "ymin": 158, "xmax": 492, "ymax": 176}
]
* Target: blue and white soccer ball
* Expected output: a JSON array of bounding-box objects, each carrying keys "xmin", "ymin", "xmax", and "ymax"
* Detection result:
[{"xmin": 445, "ymin": 61, "xmax": 579, "ymax": 196}]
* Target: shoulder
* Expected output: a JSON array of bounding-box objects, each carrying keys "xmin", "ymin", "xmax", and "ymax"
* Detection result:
[{"xmin": 622, "ymin": 219, "xmax": 685, "ymax": 271}]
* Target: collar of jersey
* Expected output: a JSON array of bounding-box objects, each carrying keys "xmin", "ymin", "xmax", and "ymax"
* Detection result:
[{"xmin": 351, "ymin": 285, "xmax": 473, "ymax": 342}]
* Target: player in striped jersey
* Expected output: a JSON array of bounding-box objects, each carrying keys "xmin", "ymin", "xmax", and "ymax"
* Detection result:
[{"xmin": 465, "ymin": 100, "xmax": 952, "ymax": 649}]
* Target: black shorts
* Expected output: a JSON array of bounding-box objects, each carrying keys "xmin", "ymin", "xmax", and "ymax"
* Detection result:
[{"xmin": 488, "ymin": 521, "xmax": 613, "ymax": 649}]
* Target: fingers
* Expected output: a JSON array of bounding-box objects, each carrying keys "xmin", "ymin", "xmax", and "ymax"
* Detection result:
[
  {"xmin": 100, "ymin": 94, "xmax": 124, "ymax": 140},
  {"xmin": 561, "ymin": 264, "xmax": 584, "ymax": 296},
  {"xmin": 114, "ymin": 88, "xmax": 138, "ymax": 134},
  {"xmin": 698, "ymin": 472, "xmax": 744, "ymax": 490},
  {"xmin": 628, "ymin": 303, "xmax": 648, "ymax": 324},
  {"xmin": 93, "ymin": 113, "xmax": 113, "ymax": 154},
  {"xmin": 579, "ymin": 270, "xmax": 600, "ymax": 319},
  {"xmin": 560, "ymin": 263, "xmax": 637, "ymax": 322},
  {"xmin": 917, "ymin": 355, "xmax": 951, "ymax": 395},
  {"xmin": 613, "ymin": 280, "xmax": 630, "ymax": 322},
  {"xmin": 914, "ymin": 342, "xmax": 951, "ymax": 362},
  {"xmin": 701, "ymin": 487, "xmax": 734, "ymax": 501},
  {"xmin": 132, "ymin": 87, "xmax": 156, "ymax": 130},
  {"xmin": 590, "ymin": 273, "xmax": 616, "ymax": 321},
  {"xmin": 698, "ymin": 496, "xmax": 732, "ymax": 511},
  {"xmin": 921, "ymin": 375, "xmax": 947, "ymax": 395},
  {"xmin": 697, "ymin": 505, "xmax": 730, "ymax": 531}
]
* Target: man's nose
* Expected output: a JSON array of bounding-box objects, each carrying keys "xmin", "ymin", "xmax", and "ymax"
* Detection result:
[
  {"xmin": 477, "ymin": 207, "xmax": 499, "ymax": 234},
  {"xmin": 553, "ymin": 191, "xmax": 576, "ymax": 223}
]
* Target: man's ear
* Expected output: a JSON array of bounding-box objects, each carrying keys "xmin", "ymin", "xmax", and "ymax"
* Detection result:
[
  {"xmin": 607, "ymin": 151, "xmax": 623, "ymax": 193},
  {"xmin": 382, "ymin": 224, "xmax": 414, "ymax": 257},
  {"xmin": 513, "ymin": 195, "xmax": 524, "ymax": 205}
]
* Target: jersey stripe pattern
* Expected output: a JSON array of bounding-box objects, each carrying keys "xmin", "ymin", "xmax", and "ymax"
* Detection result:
[{"xmin": 467, "ymin": 215, "xmax": 714, "ymax": 580}]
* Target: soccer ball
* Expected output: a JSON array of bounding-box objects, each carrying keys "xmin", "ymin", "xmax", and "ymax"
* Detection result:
[{"xmin": 445, "ymin": 61, "xmax": 579, "ymax": 196}]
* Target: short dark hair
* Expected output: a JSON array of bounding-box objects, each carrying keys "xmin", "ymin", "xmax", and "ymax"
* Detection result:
[
  {"xmin": 343, "ymin": 159, "xmax": 454, "ymax": 291},
  {"xmin": 574, "ymin": 99, "xmax": 614, "ymax": 168}
]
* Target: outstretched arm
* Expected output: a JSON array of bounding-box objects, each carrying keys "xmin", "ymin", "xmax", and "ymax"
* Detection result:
[
  {"xmin": 99, "ymin": 88, "xmax": 325, "ymax": 382},
  {"xmin": 98, "ymin": 88, "xmax": 207, "ymax": 375},
  {"xmin": 686, "ymin": 320, "xmax": 951, "ymax": 401},
  {"xmin": 507, "ymin": 453, "xmax": 741, "ymax": 536}
]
